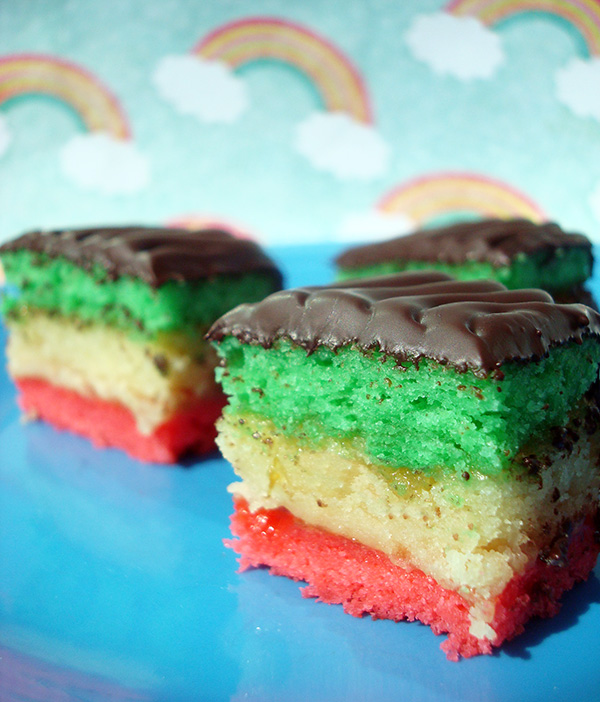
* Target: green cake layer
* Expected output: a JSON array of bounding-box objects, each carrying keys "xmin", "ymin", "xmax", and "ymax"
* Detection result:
[
  {"xmin": 336, "ymin": 248, "xmax": 592, "ymax": 293},
  {"xmin": 2, "ymin": 250, "xmax": 277, "ymax": 337},
  {"xmin": 215, "ymin": 337, "xmax": 600, "ymax": 477}
]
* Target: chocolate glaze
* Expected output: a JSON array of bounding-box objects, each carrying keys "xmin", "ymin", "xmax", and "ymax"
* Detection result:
[
  {"xmin": 336, "ymin": 219, "xmax": 593, "ymax": 270},
  {"xmin": 0, "ymin": 226, "xmax": 283, "ymax": 288},
  {"xmin": 207, "ymin": 271, "xmax": 600, "ymax": 374}
]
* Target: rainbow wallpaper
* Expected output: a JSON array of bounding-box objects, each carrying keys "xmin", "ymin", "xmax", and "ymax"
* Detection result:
[{"xmin": 0, "ymin": 0, "xmax": 599, "ymax": 244}]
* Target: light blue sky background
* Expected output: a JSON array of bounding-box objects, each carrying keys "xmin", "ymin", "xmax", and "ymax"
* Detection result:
[{"xmin": 0, "ymin": 0, "xmax": 599, "ymax": 244}]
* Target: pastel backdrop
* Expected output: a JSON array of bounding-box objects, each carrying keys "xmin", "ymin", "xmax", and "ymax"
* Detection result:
[{"xmin": 0, "ymin": 0, "xmax": 599, "ymax": 245}]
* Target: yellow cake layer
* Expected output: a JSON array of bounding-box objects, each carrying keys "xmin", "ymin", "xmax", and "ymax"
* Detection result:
[
  {"xmin": 218, "ymin": 411, "xmax": 600, "ymax": 639},
  {"xmin": 6, "ymin": 313, "xmax": 220, "ymax": 433}
]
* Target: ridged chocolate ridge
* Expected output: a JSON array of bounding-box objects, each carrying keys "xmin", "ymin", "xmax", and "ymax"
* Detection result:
[
  {"xmin": 207, "ymin": 271, "xmax": 600, "ymax": 374},
  {"xmin": 0, "ymin": 226, "xmax": 283, "ymax": 288},
  {"xmin": 336, "ymin": 219, "xmax": 593, "ymax": 270}
]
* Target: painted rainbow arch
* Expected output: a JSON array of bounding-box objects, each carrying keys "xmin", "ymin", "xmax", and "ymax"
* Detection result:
[
  {"xmin": 0, "ymin": 53, "xmax": 131, "ymax": 138},
  {"xmin": 378, "ymin": 172, "xmax": 547, "ymax": 225},
  {"xmin": 194, "ymin": 17, "xmax": 373, "ymax": 123},
  {"xmin": 447, "ymin": 0, "xmax": 600, "ymax": 56},
  {"xmin": 166, "ymin": 214, "xmax": 256, "ymax": 241}
]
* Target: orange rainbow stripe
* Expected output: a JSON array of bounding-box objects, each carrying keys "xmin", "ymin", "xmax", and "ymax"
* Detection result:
[
  {"xmin": 447, "ymin": 0, "xmax": 600, "ymax": 55},
  {"xmin": 194, "ymin": 17, "xmax": 373, "ymax": 123},
  {"xmin": 0, "ymin": 54, "xmax": 131, "ymax": 138},
  {"xmin": 378, "ymin": 172, "xmax": 547, "ymax": 224}
]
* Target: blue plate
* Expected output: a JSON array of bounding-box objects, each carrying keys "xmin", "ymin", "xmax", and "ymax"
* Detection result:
[{"xmin": 1, "ymin": 244, "xmax": 599, "ymax": 702}]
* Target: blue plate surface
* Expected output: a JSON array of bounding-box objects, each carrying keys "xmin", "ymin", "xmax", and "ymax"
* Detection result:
[{"xmin": 1, "ymin": 244, "xmax": 599, "ymax": 702}]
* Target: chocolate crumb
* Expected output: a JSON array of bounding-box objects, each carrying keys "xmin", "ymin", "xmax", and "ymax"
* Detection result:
[
  {"xmin": 539, "ymin": 522, "xmax": 573, "ymax": 567},
  {"xmin": 551, "ymin": 426, "xmax": 579, "ymax": 453},
  {"xmin": 584, "ymin": 405, "xmax": 600, "ymax": 435},
  {"xmin": 152, "ymin": 354, "xmax": 169, "ymax": 376},
  {"xmin": 522, "ymin": 455, "xmax": 548, "ymax": 482}
]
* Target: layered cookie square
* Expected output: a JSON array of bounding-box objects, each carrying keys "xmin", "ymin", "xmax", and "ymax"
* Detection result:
[
  {"xmin": 0, "ymin": 226, "xmax": 282, "ymax": 462},
  {"xmin": 208, "ymin": 271, "xmax": 600, "ymax": 659},
  {"xmin": 335, "ymin": 219, "xmax": 594, "ymax": 303}
]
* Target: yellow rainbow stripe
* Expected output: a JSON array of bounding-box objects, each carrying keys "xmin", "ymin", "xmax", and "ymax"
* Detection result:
[
  {"xmin": 378, "ymin": 172, "xmax": 546, "ymax": 224},
  {"xmin": 194, "ymin": 17, "xmax": 372, "ymax": 123},
  {"xmin": 0, "ymin": 54, "xmax": 130, "ymax": 138},
  {"xmin": 447, "ymin": 0, "xmax": 600, "ymax": 55}
]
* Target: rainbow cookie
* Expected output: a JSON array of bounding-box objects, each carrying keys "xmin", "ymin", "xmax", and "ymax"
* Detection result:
[
  {"xmin": 207, "ymin": 271, "xmax": 600, "ymax": 659},
  {"xmin": 335, "ymin": 219, "xmax": 594, "ymax": 304},
  {"xmin": 0, "ymin": 226, "xmax": 282, "ymax": 462}
]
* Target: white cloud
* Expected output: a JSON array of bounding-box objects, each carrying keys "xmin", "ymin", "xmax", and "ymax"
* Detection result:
[
  {"xmin": 338, "ymin": 210, "xmax": 414, "ymax": 242},
  {"xmin": 294, "ymin": 112, "xmax": 389, "ymax": 180},
  {"xmin": 60, "ymin": 133, "xmax": 150, "ymax": 195},
  {"xmin": 0, "ymin": 114, "xmax": 11, "ymax": 157},
  {"xmin": 406, "ymin": 13, "xmax": 504, "ymax": 80},
  {"xmin": 556, "ymin": 57, "xmax": 600, "ymax": 121},
  {"xmin": 153, "ymin": 55, "xmax": 248, "ymax": 124}
]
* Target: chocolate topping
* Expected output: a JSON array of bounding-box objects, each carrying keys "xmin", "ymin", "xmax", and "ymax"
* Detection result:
[
  {"xmin": 207, "ymin": 271, "xmax": 600, "ymax": 374},
  {"xmin": 336, "ymin": 219, "xmax": 592, "ymax": 270},
  {"xmin": 0, "ymin": 226, "xmax": 283, "ymax": 288}
]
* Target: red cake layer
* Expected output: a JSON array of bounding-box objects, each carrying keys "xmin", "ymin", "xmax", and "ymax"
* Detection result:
[
  {"xmin": 15, "ymin": 377, "xmax": 226, "ymax": 463},
  {"xmin": 227, "ymin": 497, "xmax": 599, "ymax": 660}
]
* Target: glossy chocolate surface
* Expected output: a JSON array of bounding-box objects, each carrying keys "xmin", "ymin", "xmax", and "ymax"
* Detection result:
[
  {"xmin": 208, "ymin": 271, "xmax": 600, "ymax": 373},
  {"xmin": 0, "ymin": 226, "xmax": 283, "ymax": 287},
  {"xmin": 336, "ymin": 219, "xmax": 592, "ymax": 270}
]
